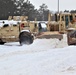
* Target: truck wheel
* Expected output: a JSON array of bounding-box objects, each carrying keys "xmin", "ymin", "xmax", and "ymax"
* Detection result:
[
  {"xmin": 0, "ymin": 39, "xmax": 5, "ymax": 45},
  {"xmin": 19, "ymin": 31, "xmax": 34, "ymax": 45}
]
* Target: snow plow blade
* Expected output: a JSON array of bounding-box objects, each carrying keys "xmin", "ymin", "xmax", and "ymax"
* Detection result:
[{"xmin": 19, "ymin": 31, "xmax": 34, "ymax": 45}]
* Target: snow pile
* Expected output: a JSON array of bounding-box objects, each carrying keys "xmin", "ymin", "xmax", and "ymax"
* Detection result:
[{"xmin": 0, "ymin": 34, "xmax": 76, "ymax": 75}]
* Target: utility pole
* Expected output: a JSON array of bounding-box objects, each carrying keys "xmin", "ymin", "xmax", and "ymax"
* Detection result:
[{"xmin": 58, "ymin": 0, "xmax": 59, "ymax": 13}]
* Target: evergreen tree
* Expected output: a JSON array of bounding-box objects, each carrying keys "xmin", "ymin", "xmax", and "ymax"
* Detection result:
[
  {"xmin": 38, "ymin": 3, "xmax": 49, "ymax": 21},
  {"xmin": 0, "ymin": 0, "xmax": 17, "ymax": 19}
]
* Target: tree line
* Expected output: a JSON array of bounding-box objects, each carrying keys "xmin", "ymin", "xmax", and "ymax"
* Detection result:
[{"xmin": 0, "ymin": 0, "xmax": 49, "ymax": 21}]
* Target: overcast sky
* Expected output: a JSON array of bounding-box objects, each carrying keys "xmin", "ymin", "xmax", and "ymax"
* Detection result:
[{"xmin": 29, "ymin": 0, "xmax": 76, "ymax": 11}]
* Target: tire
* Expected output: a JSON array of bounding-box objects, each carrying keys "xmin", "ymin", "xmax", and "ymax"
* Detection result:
[
  {"xmin": 0, "ymin": 39, "xmax": 5, "ymax": 45},
  {"xmin": 19, "ymin": 31, "xmax": 34, "ymax": 45}
]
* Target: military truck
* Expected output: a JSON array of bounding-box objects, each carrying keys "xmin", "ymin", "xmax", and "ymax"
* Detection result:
[
  {"xmin": 47, "ymin": 12, "xmax": 76, "ymax": 45},
  {"xmin": 0, "ymin": 16, "xmax": 38, "ymax": 45}
]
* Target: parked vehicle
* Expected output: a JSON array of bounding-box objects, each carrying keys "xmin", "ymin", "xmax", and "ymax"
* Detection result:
[{"xmin": 0, "ymin": 16, "xmax": 37, "ymax": 45}]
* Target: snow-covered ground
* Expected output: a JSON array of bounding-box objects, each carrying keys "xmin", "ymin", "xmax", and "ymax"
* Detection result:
[{"xmin": 0, "ymin": 34, "xmax": 76, "ymax": 75}]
